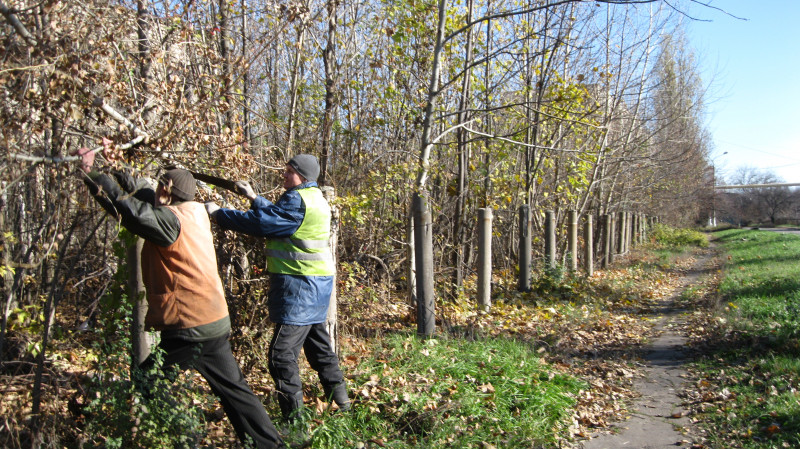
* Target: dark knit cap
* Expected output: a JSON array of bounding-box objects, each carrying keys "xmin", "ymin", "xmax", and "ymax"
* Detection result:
[
  {"xmin": 160, "ymin": 169, "xmax": 196, "ymax": 201},
  {"xmin": 288, "ymin": 154, "xmax": 320, "ymax": 183}
]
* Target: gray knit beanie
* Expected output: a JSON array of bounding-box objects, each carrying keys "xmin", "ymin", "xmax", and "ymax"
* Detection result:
[
  {"xmin": 160, "ymin": 169, "xmax": 196, "ymax": 201},
  {"xmin": 288, "ymin": 154, "xmax": 320, "ymax": 182}
]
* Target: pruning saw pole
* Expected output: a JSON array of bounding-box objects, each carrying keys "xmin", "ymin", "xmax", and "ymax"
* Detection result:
[
  {"xmin": 162, "ymin": 164, "xmax": 253, "ymax": 198},
  {"xmin": 188, "ymin": 170, "xmax": 248, "ymax": 196}
]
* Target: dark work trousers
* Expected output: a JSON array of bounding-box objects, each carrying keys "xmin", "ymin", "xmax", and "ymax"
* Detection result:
[
  {"xmin": 268, "ymin": 323, "xmax": 344, "ymax": 412},
  {"xmin": 140, "ymin": 335, "xmax": 285, "ymax": 449}
]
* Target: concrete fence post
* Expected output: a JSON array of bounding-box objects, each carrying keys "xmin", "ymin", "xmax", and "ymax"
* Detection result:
[
  {"xmin": 584, "ymin": 214, "xmax": 594, "ymax": 276},
  {"xmin": 607, "ymin": 213, "xmax": 616, "ymax": 266},
  {"xmin": 545, "ymin": 210, "xmax": 556, "ymax": 270},
  {"xmin": 636, "ymin": 214, "xmax": 642, "ymax": 245},
  {"xmin": 643, "ymin": 215, "xmax": 649, "ymax": 242},
  {"xmin": 603, "ymin": 213, "xmax": 611, "ymax": 268},
  {"xmin": 518, "ymin": 205, "xmax": 531, "ymax": 292},
  {"xmin": 412, "ymin": 193, "xmax": 435, "ymax": 337},
  {"xmin": 628, "ymin": 212, "xmax": 634, "ymax": 250},
  {"xmin": 478, "ymin": 208, "xmax": 493, "ymax": 311},
  {"xmin": 568, "ymin": 210, "xmax": 578, "ymax": 272}
]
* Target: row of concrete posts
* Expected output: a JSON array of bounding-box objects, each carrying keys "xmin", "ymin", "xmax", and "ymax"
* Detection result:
[{"xmin": 476, "ymin": 207, "xmax": 655, "ymax": 310}]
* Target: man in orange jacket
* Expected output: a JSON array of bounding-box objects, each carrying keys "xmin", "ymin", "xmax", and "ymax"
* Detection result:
[{"xmin": 75, "ymin": 144, "xmax": 285, "ymax": 449}]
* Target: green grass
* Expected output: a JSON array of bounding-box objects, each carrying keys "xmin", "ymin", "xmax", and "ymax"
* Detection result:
[
  {"xmin": 304, "ymin": 332, "xmax": 585, "ymax": 448},
  {"xmin": 717, "ymin": 229, "xmax": 800, "ymax": 342},
  {"xmin": 693, "ymin": 229, "xmax": 800, "ymax": 448}
]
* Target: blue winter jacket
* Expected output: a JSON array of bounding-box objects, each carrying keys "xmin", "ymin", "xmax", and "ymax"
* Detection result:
[{"xmin": 214, "ymin": 182, "xmax": 333, "ymax": 325}]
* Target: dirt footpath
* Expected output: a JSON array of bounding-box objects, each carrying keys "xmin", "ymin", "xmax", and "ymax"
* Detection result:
[{"xmin": 581, "ymin": 249, "xmax": 717, "ymax": 449}]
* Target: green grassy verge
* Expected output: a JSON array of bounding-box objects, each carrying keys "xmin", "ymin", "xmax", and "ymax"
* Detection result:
[
  {"xmin": 694, "ymin": 229, "xmax": 800, "ymax": 448},
  {"xmin": 303, "ymin": 332, "xmax": 585, "ymax": 448}
]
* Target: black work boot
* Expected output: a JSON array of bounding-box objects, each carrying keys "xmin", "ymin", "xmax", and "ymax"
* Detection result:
[
  {"xmin": 277, "ymin": 390, "xmax": 306, "ymax": 422},
  {"xmin": 277, "ymin": 391, "xmax": 309, "ymax": 446},
  {"xmin": 324, "ymin": 382, "xmax": 351, "ymax": 412}
]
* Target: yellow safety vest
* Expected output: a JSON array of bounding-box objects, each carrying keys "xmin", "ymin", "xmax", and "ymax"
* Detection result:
[{"xmin": 266, "ymin": 187, "xmax": 334, "ymax": 276}]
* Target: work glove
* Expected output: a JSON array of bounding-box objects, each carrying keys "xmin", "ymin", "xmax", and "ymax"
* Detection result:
[
  {"xmin": 204, "ymin": 201, "xmax": 221, "ymax": 218},
  {"xmin": 235, "ymin": 181, "xmax": 257, "ymax": 201}
]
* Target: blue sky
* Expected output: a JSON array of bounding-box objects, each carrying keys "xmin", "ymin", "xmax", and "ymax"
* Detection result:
[{"xmin": 685, "ymin": 0, "xmax": 800, "ymax": 183}]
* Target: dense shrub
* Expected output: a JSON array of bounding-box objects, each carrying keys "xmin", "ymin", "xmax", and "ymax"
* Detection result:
[
  {"xmin": 81, "ymin": 300, "xmax": 207, "ymax": 449},
  {"xmin": 650, "ymin": 223, "xmax": 709, "ymax": 248}
]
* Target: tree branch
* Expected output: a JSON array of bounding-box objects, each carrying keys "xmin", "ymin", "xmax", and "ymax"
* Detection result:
[
  {"xmin": 92, "ymin": 97, "xmax": 149, "ymax": 139},
  {"xmin": 462, "ymin": 126, "xmax": 582, "ymax": 153},
  {"xmin": 0, "ymin": 0, "xmax": 38, "ymax": 47},
  {"xmin": 8, "ymin": 135, "xmax": 146, "ymax": 165}
]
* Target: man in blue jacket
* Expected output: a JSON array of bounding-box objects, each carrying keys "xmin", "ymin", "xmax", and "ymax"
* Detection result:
[{"xmin": 205, "ymin": 154, "xmax": 350, "ymax": 421}]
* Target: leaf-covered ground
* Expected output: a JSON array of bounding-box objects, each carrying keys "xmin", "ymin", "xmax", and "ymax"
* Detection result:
[
  {"xmin": 334, "ymin": 247, "xmax": 709, "ymax": 445},
  {"xmin": 0, "ymin": 245, "xmax": 718, "ymax": 448}
]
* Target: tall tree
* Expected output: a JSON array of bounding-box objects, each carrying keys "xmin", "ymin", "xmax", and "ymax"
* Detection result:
[{"xmin": 320, "ymin": 0, "xmax": 339, "ymax": 185}]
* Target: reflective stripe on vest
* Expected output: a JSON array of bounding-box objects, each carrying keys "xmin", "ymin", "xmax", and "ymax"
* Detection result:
[{"xmin": 266, "ymin": 187, "xmax": 335, "ymax": 276}]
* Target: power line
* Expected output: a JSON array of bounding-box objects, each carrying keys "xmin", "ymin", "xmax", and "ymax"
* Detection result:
[{"xmin": 716, "ymin": 139, "xmax": 800, "ymax": 162}]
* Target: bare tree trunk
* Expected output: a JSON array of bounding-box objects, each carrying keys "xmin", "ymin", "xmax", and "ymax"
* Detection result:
[
  {"xmin": 320, "ymin": 0, "xmax": 338, "ymax": 185},
  {"xmin": 411, "ymin": 0, "xmax": 447, "ymax": 337},
  {"xmin": 31, "ymin": 216, "xmax": 76, "ymax": 443},
  {"xmin": 414, "ymin": 0, "xmax": 447, "ymax": 191},
  {"xmin": 130, "ymin": 0, "xmax": 154, "ymax": 371},
  {"xmin": 481, "ymin": 0, "xmax": 492, "ymax": 207},
  {"xmin": 218, "ymin": 0, "xmax": 233, "ymax": 128},
  {"xmin": 452, "ymin": 0, "xmax": 474, "ymax": 292},
  {"xmin": 136, "ymin": 0, "xmax": 154, "ymax": 126},
  {"xmin": 0, "ymin": 181, "xmax": 10, "ymax": 363},
  {"xmin": 407, "ymin": 211, "xmax": 417, "ymax": 308},
  {"xmin": 241, "ymin": 0, "xmax": 252, "ymax": 146},
  {"xmin": 128, "ymin": 238, "xmax": 150, "ymax": 367},
  {"xmin": 287, "ymin": 25, "xmax": 307, "ymax": 155},
  {"xmin": 524, "ymin": 5, "xmax": 558, "ymax": 208}
]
